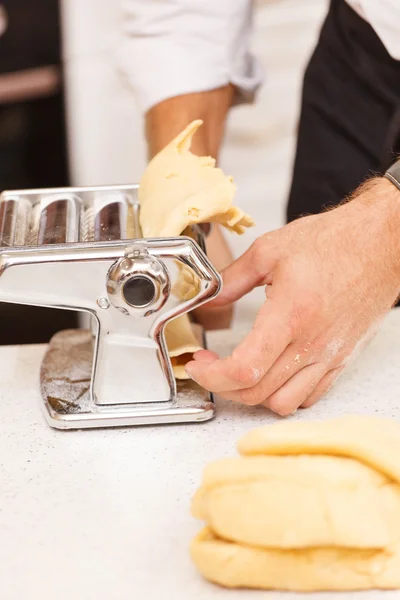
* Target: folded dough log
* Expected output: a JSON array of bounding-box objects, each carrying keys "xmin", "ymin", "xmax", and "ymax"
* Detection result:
[
  {"xmin": 139, "ymin": 120, "xmax": 254, "ymax": 379},
  {"xmin": 191, "ymin": 528, "xmax": 400, "ymax": 592},
  {"xmin": 190, "ymin": 416, "xmax": 400, "ymax": 591},
  {"xmin": 192, "ymin": 455, "xmax": 400, "ymax": 550}
]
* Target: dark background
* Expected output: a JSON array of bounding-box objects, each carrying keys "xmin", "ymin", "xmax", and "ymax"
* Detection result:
[{"xmin": 0, "ymin": 0, "xmax": 78, "ymax": 344}]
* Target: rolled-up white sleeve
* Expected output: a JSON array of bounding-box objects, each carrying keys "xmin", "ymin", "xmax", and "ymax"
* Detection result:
[{"xmin": 116, "ymin": 0, "xmax": 263, "ymax": 114}]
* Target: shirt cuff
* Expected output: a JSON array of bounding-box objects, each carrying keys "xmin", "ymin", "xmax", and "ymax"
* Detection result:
[{"xmin": 115, "ymin": 2, "xmax": 263, "ymax": 113}]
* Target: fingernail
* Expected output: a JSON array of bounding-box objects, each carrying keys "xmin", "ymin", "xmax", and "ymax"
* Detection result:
[
  {"xmin": 185, "ymin": 363, "xmax": 199, "ymax": 382},
  {"xmin": 194, "ymin": 355, "xmax": 216, "ymax": 364},
  {"xmin": 193, "ymin": 349, "xmax": 219, "ymax": 363}
]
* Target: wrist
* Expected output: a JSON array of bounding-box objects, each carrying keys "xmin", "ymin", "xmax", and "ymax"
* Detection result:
[{"xmin": 352, "ymin": 177, "xmax": 400, "ymax": 280}]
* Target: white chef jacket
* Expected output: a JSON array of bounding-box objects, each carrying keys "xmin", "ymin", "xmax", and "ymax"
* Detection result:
[{"xmin": 117, "ymin": 0, "xmax": 400, "ymax": 114}]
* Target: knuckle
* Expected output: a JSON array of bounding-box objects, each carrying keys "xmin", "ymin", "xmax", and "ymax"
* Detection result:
[
  {"xmin": 267, "ymin": 396, "xmax": 295, "ymax": 417},
  {"xmin": 239, "ymin": 386, "xmax": 264, "ymax": 406},
  {"xmin": 251, "ymin": 236, "xmax": 266, "ymax": 254},
  {"xmin": 250, "ymin": 238, "xmax": 269, "ymax": 273},
  {"xmin": 288, "ymin": 289, "xmax": 323, "ymax": 335},
  {"xmin": 232, "ymin": 364, "xmax": 261, "ymax": 388}
]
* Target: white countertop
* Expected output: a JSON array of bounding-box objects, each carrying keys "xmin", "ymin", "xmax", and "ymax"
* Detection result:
[{"xmin": 1, "ymin": 311, "xmax": 400, "ymax": 600}]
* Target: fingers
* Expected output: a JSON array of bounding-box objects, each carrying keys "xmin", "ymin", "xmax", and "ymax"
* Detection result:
[
  {"xmin": 188, "ymin": 352, "xmax": 341, "ymax": 416},
  {"xmin": 192, "ymin": 349, "xmax": 219, "ymax": 363},
  {"xmin": 185, "ymin": 298, "xmax": 293, "ymax": 393},
  {"xmin": 262, "ymin": 363, "xmax": 328, "ymax": 416},
  {"xmin": 208, "ymin": 236, "xmax": 276, "ymax": 308},
  {"xmin": 215, "ymin": 362, "xmax": 327, "ymax": 415},
  {"xmin": 193, "ymin": 303, "xmax": 233, "ymax": 330},
  {"xmin": 205, "ymin": 345, "xmax": 309, "ymax": 407},
  {"xmin": 245, "ymin": 340, "xmax": 314, "ymax": 399},
  {"xmin": 301, "ymin": 366, "xmax": 343, "ymax": 408}
]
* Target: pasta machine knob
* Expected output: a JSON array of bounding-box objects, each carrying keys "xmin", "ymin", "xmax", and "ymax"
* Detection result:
[
  {"xmin": 123, "ymin": 275, "xmax": 156, "ymax": 308},
  {"xmin": 106, "ymin": 250, "xmax": 169, "ymax": 316}
]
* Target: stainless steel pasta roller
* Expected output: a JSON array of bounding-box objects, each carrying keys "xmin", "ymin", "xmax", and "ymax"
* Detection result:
[{"xmin": 0, "ymin": 184, "xmax": 221, "ymax": 429}]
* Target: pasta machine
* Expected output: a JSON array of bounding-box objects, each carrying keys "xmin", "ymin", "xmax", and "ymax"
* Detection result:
[{"xmin": 0, "ymin": 184, "xmax": 221, "ymax": 429}]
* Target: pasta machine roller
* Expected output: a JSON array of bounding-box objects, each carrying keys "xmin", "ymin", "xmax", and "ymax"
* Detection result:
[{"xmin": 0, "ymin": 184, "xmax": 222, "ymax": 429}]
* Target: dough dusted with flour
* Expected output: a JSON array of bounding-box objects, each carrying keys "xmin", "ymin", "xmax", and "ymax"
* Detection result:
[
  {"xmin": 139, "ymin": 120, "xmax": 254, "ymax": 378},
  {"xmin": 165, "ymin": 318, "xmax": 203, "ymax": 380},
  {"xmin": 190, "ymin": 416, "xmax": 400, "ymax": 591},
  {"xmin": 139, "ymin": 120, "xmax": 254, "ymax": 238}
]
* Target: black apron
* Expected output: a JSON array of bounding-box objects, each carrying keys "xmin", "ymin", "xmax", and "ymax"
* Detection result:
[{"xmin": 287, "ymin": 0, "xmax": 400, "ymax": 222}]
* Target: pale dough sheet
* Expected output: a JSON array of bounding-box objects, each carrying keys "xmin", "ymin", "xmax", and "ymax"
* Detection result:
[
  {"xmin": 238, "ymin": 414, "xmax": 400, "ymax": 482},
  {"xmin": 139, "ymin": 120, "xmax": 254, "ymax": 238},
  {"xmin": 190, "ymin": 416, "xmax": 400, "ymax": 591},
  {"xmin": 165, "ymin": 319, "xmax": 203, "ymax": 380},
  {"xmin": 138, "ymin": 120, "xmax": 254, "ymax": 379}
]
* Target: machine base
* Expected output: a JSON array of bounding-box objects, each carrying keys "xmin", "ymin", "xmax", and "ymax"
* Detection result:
[{"xmin": 40, "ymin": 329, "xmax": 215, "ymax": 430}]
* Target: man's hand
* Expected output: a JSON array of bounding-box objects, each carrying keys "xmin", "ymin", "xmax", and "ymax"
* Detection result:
[{"xmin": 185, "ymin": 178, "xmax": 400, "ymax": 415}]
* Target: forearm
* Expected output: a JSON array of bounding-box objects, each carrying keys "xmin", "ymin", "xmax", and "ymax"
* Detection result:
[
  {"xmin": 145, "ymin": 86, "xmax": 234, "ymax": 160},
  {"xmin": 145, "ymin": 88, "xmax": 235, "ymax": 329}
]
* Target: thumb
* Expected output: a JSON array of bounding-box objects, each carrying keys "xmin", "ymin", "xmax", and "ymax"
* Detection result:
[{"xmin": 209, "ymin": 236, "xmax": 276, "ymax": 307}]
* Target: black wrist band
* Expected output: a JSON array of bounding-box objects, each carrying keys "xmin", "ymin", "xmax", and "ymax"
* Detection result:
[{"xmin": 385, "ymin": 159, "xmax": 400, "ymax": 192}]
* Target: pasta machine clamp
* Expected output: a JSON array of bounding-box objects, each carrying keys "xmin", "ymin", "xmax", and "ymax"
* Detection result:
[{"xmin": 0, "ymin": 184, "xmax": 222, "ymax": 429}]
